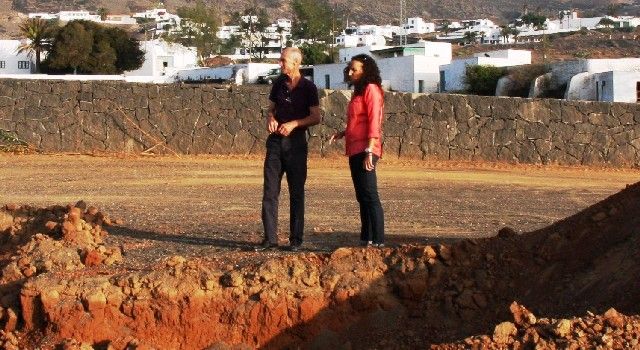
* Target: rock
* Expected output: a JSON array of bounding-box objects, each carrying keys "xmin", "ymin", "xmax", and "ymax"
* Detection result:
[
  {"xmin": 492, "ymin": 321, "xmax": 516, "ymax": 344},
  {"xmin": 84, "ymin": 291, "xmax": 107, "ymax": 312},
  {"xmin": 497, "ymin": 226, "xmax": 517, "ymax": 238},
  {"xmin": 603, "ymin": 308, "xmax": 624, "ymax": 328},
  {"xmin": 220, "ymin": 271, "xmax": 243, "ymax": 287},
  {"xmin": 510, "ymin": 302, "xmax": 537, "ymax": 326},
  {"xmin": 331, "ymin": 248, "xmax": 352, "ymax": 260},
  {"xmin": 0, "ymin": 210, "xmax": 13, "ymax": 231},
  {"xmin": 554, "ymin": 319, "xmax": 572, "ymax": 337},
  {"xmin": 437, "ymin": 244, "xmax": 451, "ymax": 261}
]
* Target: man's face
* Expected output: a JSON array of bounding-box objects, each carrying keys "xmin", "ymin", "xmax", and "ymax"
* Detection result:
[{"xmin": 279, "ymin": 51, "xmax": 297, "ymax": 77}]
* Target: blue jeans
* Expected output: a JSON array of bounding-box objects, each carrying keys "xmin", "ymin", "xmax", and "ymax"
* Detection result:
[
  {"xmin": 261, "ymin": 130, "xmax": 308, "ymax": 245},
  {"xmin": 349, "ymin": 152, "xmax": 385, "ymax": 244}
]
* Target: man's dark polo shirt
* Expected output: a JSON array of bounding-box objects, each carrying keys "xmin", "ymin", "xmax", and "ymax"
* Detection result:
[{"xmin": 268, "ymin": 75, "xmax": 319, "ymax": 127}]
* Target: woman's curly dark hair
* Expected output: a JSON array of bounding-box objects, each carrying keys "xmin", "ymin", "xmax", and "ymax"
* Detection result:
[{"xmin": 343, "ymin": 54, "xmax": 382, "ymax": 96}]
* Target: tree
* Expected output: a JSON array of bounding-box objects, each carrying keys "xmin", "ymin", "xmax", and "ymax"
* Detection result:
[
  {"xmin": 290, "ymin": 0, "xmax": 338, "ymax": 40},
  {"xmin": 175, "ymin": 0, "xmax": 220, "ymax": 58},
  {"xmin": 98, "ymin": 8, "xmax": 109, "ymax": 21},
  {"xmin": 463, "ymin": 31, "xmax": 477, "ymax": 44},
  {"xmin": 43, "ymin": 20, "xmax": 144, "ymax": 74},
  {"xmin": 464, "ymin": 65, "xmax": 507, "ymax": 96},
  {"xmin": 46, "ymin": 21, "xmax": 93, "ymax": 74},
  {"xmin": 599, "ymin": 17, "xmax": 616, "ymax": 28},
  {"xmin": 233, "ymin": 8, "xmax": 270, "ymax": 60},
  {"xmin": 499, "ymin": 26, "xmax": 512, "ymax": 43},
  {"xmin": 519, "ymin": 13, "xmax": 547, "ymax": 29},
  {"xmin": 17, "ymin": 18, "xmax": 56, "ymax": 73},
  {"xmin": 299, "ymin": 42, "xmax": 331, "ymax": 65}
]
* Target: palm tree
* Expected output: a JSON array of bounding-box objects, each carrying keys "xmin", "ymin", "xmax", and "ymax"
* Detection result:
[
  {"xmin": 17, "ymin": 18, "xmax": 56, "ymax": 73},
  {"xmin": 463, "ymin": 31, "xmax": 477, "ymax": 45}
]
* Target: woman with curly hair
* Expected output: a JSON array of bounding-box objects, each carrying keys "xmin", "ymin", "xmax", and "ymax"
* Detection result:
[{"xmin": 330, "ymin": 54, "xmax": 385, "ymax": 247}]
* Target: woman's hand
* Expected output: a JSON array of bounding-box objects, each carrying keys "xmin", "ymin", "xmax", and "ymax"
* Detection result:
[
  {"xmin": 329, "ymin": 131, "xmax": 345, "ymax": 144},
  {"xmin": 363, "ymin": 153, "xmax": 375, "ymax": 171}
]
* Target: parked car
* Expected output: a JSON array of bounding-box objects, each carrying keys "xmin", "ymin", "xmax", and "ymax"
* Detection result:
[{"xmin": 257, "ymin": 68, "xmax": 281, "ymax": 84}]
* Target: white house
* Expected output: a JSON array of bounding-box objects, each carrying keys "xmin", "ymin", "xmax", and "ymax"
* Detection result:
[
  {"xmin": 592, "ymin": 71, "xmax": 640, "ymax": 102},
  {"xmin": 58, "ymin": 10, "xmax": 101, "ymax": 22},
  {"xmin": 440, "ymin": 49, "xmax": 532, "ymax": 92},
  {"xmin": 103, "ymin": 15, "xmax": 138, "ymax": 25},
  {"xmin": 175, "ymin": 63, "xmax": 279, "ymax": 84},
  {"xmin": 125, "ymin": 40, "xmax": 198, "ymax": 81},
  {"xmin": 0, "ymin": 40, "xmax": 34, "ymax": 74},
  {"xmin": 314, "ymin": 41, "xmax": 452, "ymax": 93},
  {"xmin": 28, "ymin": 12, "xmax": 58, "ymax": 20},
  {"xmin": 546, "ymin": 58, "xmax": 640, "ymax": 101},
  {"xmin": 437, "ymin": 18, "xmax": 501, "ymax": 43},
  {"xmin": 403, "ymin": 17, "xmax": 436, "ymax": 35}
]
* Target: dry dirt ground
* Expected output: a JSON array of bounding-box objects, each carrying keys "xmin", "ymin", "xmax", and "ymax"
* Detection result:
[
  {"xmin": 1, "ymin": 154, "xmax": 640, "ymax": 349},
  {"xmin": 0, "ymin": 154, "xmax": 637, "ymax": 271}
]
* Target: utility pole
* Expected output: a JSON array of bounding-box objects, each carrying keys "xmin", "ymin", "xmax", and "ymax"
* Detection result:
[{"xmin": 400, "ymin": 0, "xmax": 407, "ymax": 45}]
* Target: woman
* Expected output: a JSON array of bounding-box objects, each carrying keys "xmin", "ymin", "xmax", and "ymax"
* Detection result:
[{"xmin": 330, "ymin": 54, "xmax": 385, "ymax": 247}]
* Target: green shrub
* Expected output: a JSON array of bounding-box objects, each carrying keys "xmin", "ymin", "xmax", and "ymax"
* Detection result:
[
  {"xmin": 505, "ymin": 64, "xmax": 549, "ymax": 97},
  {"xmin": 464, "ymin": 65, "xmax": 508, "ymax": 96}
]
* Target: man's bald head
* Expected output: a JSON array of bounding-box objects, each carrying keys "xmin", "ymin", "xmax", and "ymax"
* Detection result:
[
  {"xmin": 280, "ymin": 47, "xmax": 303, "ymax": 79},
  {"xmin": 282, "ymin": 47, "xmax": 303, "ymax": 65}
]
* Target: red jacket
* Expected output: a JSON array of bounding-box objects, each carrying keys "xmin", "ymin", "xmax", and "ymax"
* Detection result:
[{"xmin": 345, "ymin": 83, "xmax": 384, "ymax": 157}]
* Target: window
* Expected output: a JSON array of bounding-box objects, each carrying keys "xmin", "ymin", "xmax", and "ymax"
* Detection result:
[
  {"xmin": 418, "ymin": 80, "xmax": 424, "ymax": 93},
  {"xmin": 18, "ymin": 61, "xmax": 29, "ymax": 69},
  {"xmin": 324, "ymin": 75, "xmax": 330, "ymax": 89},
  {"xmin": 636, "ymin": 82, "xmax": 640, "ymax": 103},
  {"xmin": 0, "ymin": 61, "xmax": 5, "ymax": 69}
]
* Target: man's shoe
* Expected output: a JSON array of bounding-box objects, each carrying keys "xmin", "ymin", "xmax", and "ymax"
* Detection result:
[
  {"xmin": 360, "ymin": 240, "xmax": 373, "ymax": 247},
  {"xmin": 286, "ymin": 244, "xmax": 302, "ymax": 252},
  {"xmin": 373, "ymin": 243, "xmax": 385, "ymax": 248},
  {"xmin": 255, "ymin": 240, "xmax": 278, "ymax": 251}
]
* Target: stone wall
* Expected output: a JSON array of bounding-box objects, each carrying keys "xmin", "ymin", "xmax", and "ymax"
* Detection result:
[{"xmin": 0, "ymin": 79, "xmax": 639, "ymax": 167}]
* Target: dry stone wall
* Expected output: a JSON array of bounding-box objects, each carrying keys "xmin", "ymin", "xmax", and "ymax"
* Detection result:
[{"xmin": 0, "ymin": 79, "xmax": 639, "ymax": 167}]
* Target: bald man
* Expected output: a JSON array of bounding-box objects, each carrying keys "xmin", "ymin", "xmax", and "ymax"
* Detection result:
[{"xmin": 257, "ymin": 47, "xmax": 321, "ymax": 252}]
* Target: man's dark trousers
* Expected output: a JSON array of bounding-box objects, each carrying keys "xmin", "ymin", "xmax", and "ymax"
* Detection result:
[{"xmin": 261, "ymin": 130, "xmax": 308, "ymax": 246}]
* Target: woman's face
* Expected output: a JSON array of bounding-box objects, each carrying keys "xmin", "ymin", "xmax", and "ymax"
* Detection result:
[{"xmin": 348, "ymin": 60, "xmax": 364, "ymax": 83}]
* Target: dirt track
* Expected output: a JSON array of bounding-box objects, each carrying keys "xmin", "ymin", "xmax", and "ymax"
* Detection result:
[{"xmin": 1, "ymin": 154, "xmax": 637, "ymax": 271}]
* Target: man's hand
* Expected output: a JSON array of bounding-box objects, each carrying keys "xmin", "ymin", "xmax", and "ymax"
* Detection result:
[
  {"xmin": 277, "ymin": 121, "xmax": 298, "ymax": 136},
  {"xmin": 329, "ymin": 131, "xmax": 345, "ymax": 144},
  {"xmin": 266, "ymin": 115, "xmax": 278, "ymax": 134}
]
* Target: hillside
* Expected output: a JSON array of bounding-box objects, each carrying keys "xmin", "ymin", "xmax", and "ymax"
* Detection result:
[
  {"xmin": 453, "ymin": 28, "xmax": 640, "ymax": 62},
  {"xmin": 5, "ymin": 0, "xmax": 638, "ymax": 27}
]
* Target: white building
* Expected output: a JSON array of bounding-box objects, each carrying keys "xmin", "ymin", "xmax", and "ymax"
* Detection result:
[
  {"xmin": 547, "ymin": 58, "xmax": 640, "ymax": 101},
  {"xmin": 437, "ymin": 18, "xmax": 501, "ymax": 43},
  {"xmin": 175, "ymin": 63, "xmax": 279, "ymax": 84},
  {"xmin": 125, "ymin": 40, "xmax": 198, "ymax": 81},
  {"xmin": 314, "ymin": 41, "xmax": 452, "ymax": 93},
  {"xmin": 0, "ymin": 40, "xmax": 34, "ymax": 74},
  {"xmin": 440, "ymin": 49, "xmax": 532, "ymax": 92},
  {"xmin": 58, "ymin": 10, "xmax": 101, "ymax": 22},
  {"xmin": 28, "ymin": 12, "xmax": 58, "ymax": 20},
  {"xmin": 403, "ymin": 17, "xmax": 436, "ymax": 35},
  {"xmin": 103, "ymin": 15, "xmax": 138, "ymax": 25},
  {"xmin": 592, "ymin": 71, "xmax": 640, "ymax": 102}
]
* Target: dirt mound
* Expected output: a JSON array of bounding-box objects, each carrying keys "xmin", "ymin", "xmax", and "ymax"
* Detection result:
[{"xmin": 1, "ymin": 182, "xmax": 640, "ymax": 348}]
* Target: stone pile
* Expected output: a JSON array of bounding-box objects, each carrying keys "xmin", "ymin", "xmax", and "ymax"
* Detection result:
[
  {"xmin": 433, "ymin": 302, "xmax": 640, "ymax": 349},
  {"xmin": 0, "ymin": 202, "xmax": 122, "ymax": 349}
]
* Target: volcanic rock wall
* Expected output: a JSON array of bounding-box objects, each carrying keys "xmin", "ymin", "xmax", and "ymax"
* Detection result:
[{"xmin": 0, "ymin": 79, "xmax": 639, "ymax": 166}]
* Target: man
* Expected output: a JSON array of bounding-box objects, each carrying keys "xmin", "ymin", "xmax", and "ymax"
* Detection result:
[{"xmin": 257, "ymin": 47, "xmax": 321, "ymax": 252}]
